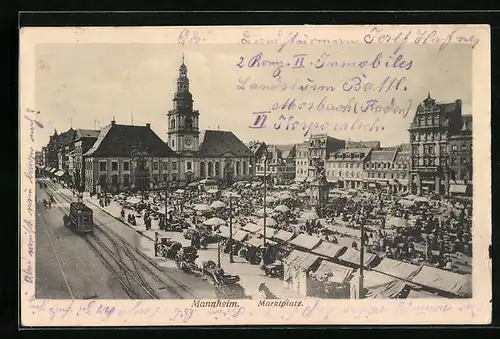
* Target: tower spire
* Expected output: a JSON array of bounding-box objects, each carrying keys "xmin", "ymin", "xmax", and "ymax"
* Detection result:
[{"xmin": 182, "ymin": 52, "xmax": 184, "ymax": 64}]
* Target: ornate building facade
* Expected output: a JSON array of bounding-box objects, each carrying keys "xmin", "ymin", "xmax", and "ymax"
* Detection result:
[
  {"xmin": 166, "ymin": 57, "xmax": 254, "ymax": 186},
  {"xmin": 84, "ymin": 120, "xmax": 178, "ymax": 193},
  {"xmin": 408, "ymin": 93, "xmax": 472, "ymax": 195}
]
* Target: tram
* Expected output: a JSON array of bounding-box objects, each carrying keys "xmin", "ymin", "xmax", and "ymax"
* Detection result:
[{"xmin": 63, "ymin": 202, "xmax": 94, "ymax": 233}]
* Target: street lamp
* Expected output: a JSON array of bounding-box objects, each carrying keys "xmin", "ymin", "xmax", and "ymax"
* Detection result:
[
  {"xmin": 262, "ymin": 150, "xmax": 270, "ymax": 247},
  {"xmin": 224, "ymin": 191, "xmax": 240, "ymax": 264},
  {"xmin": 357, "ymin": 204, "xmax": 365, "ymax": 299}
]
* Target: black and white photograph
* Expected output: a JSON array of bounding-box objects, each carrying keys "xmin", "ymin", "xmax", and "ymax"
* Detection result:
[{"xmin": 20, "ymin": 25, "xmax": 491, "ymax": 326}]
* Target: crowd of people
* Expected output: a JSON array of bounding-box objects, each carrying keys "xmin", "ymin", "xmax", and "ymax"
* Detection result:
[{"xmin": 105, "ymin": 178, "xmax": 472, "ymax": 276}]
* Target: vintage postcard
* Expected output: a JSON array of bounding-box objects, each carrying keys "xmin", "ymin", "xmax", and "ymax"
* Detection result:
[{"xmin": 19, "ymin": 25, "xmax": 491, "ymax": 326}]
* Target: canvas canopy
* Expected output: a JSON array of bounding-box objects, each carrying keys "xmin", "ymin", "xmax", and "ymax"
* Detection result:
[
  {"xmin": 242, "ymin": 223, "xmax": 262, "ymax": 234},
  {"xmin": 258, "ymin": 226, "xmax": 277, "ymax": 238},
  {"xmin": 449, "ymin": 184, "xmax": 467, "ymax": 194},
  {"xmin": 373, "ymin": 258, "xmax": 421, "ymax": 280},
  {"xmin": 311, "ymin": 260, "xmax": 353, "ymax": 285},
  {"xmin": 284, "ymin": 250, "xmax": 321, "ymax": 270},
  {"xmin": 273, "ymin": 229, "xmax": 296, "ymax": 242},
  {"xmin": 325, "ymin": 224, "xmax": 361, "ymax": 238},
  {"xmin": 337, "ymin": 248, "xmax": 378, "ymax": 268},
  {"xmin": 232, "ymin": 229, "xmax": 250, "ymax": 242},
  {"xmin": 409, "ymin": 265, "xmax": 472, "ymax": 297},
  {"xmin": 312, "ymin": 242, "xmax": 347, "ymax": 260},
  {"xmin": 245, "ymin": 236, "xmax": 276, "ymax": 248},
  {"xmin": 218, "ymin": 226, "xmax": 234, "ymax": 238},
  {"xmin": 290, "ymin": 234, "xmax": 322, "ymax": 251}
]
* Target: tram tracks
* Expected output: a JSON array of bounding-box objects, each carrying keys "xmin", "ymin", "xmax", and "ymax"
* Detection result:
[{"xmin": 41, "ymin": 180, "xmax": 200, "ymax": 299}]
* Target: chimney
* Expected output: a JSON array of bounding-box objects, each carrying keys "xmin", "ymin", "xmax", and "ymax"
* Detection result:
[
  {"xmin": 146, "ymin": 123, "xmax": 151, "ymax": 129},
  {"xmin": 111, "ymin": 117, "xmax": 116, "ymax": 125}
]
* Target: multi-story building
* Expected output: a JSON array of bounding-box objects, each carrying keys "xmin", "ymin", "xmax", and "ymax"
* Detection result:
[
  {"xmin": 391, "ymin": 144, "xmax": 411, "ymax": 193},
  {"xmin": 68, "ymin": 129, "xmax": 100, "ymax": 191},
  {"xmin": 448, "ymin": 115, "xmax": 472, "ymax": 194},
  {"xmin": 35, "ymin": 151, "xmax": 43, "ymax": 166},
  {"xmin": 295, "ymin": 134, "xmax": 346, "ymax": 183},
  {"xmin": 254, "ymin": 144, "xmax": 296, "ymax": 185},
  {"xmin": 326, "ymin": 148, "xmax": 372, "ymax": 189},
  {"xmin": 166, "ymin": 57, "xmax": 254, "ymax": 186},
  {"xmin": 408, "ymin": 93, "xmax": 471, "ymax": 195},
  {"xmin": 83, "ymin": 120, "xmax": 178, "ymax": 193},
  {"xmin": 363, "ymin": 147, "xmax": 399, "ymax": 190},
  {"xmin": 295, "ymin": 141, "xmax": 310, "ymax": 182}
]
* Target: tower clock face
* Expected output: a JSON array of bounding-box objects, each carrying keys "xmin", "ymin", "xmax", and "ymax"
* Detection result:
[{"xmin": 185, "ymin": 137, "xmax": 192, "ymax": 147}]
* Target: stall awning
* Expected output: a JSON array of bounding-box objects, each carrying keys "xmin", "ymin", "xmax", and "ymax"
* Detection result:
[
  {"xmin": 242, "ymin": 223, "xmax": 262, "ymax": 234},
  {"xmin": 337, "ymin": 248, "xmax": 378, "ymax": 268},
  {"xmin": 409, "ymin": 265, "xmax": 472, "ymax": 297},
  {"xmin": 325, "ymin": 224, "xmax": 360, "ymax": 238},
  {"xmin": 175, "ymin": 189, "xmax": 185, "ymax": 194},
  {"xmin": 55, "ymin": 170, "xmax": 64, "ymax": 177},
  {"xmin": 258, "ymin": 226, "xmax": 277, "ymax": 238},
  {"xmin": 272, "ymin": 230, "xmax": 296, "ymax": 242},
  {"xmin": 311, "ymin": 261, "xmax": 353, "ymax": 285},
  {"xmin": 244, "ymin": 236, "xmax": 276, "ymax": 248},
  {"xmin": 218, "ymin": 226, "xmax": 234, "ymax": 238},
  {"xmin": 449, "ymin": 184, "xmax": 468, "ymax": 194},
  {"xmin": 284, "ymin": 250, "xmax": 321, "ymax": 270},
  {"xmin": 368, "ymin": 183, "xmax": 376, "ymax": 188},
  {"xmin": 290, "ymin": 234, "xmax": 323, "ymax": 251},
  {"xmin": 232, "ymin": 229, "xmax": 250, "ymax": 242},
  {"xmin": 50, "ymin": 168, "xmax": 58, "ymax": 173},
  {"xmin": 327, "ymin": 178, "xmax": 339, "ymax": 183},
  {"xmin": 372, "ymin": 258, "xmax": 421, "ymax": 280},
  {"xmin": 362, "ymin": 271, "xmax": 408, "ymax": 299},
  {"xmin": 312, "ymin": 241, "xmax": 347, "ymax": 260}
]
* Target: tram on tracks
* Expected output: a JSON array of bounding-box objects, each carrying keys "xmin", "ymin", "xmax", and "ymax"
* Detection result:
[{"xmin": 63, "ymin": 202, "xmax": 95, "ymax": 233}]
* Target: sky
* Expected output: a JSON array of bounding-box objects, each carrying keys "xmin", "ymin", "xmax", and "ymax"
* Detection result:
[{"xmin": 34, "ymin": 42, "xmax": 472, "ymax": 151}]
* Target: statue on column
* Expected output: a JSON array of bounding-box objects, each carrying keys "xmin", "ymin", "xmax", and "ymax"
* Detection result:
[{"xmin": 314, "ymin": 159, "xmax": 327, "ymax": 184}]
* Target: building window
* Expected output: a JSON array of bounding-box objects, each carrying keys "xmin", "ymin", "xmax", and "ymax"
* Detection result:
[
  {"xmin": 153, "ymin": 161, "xmax": 159, "ymax": 170},
  {"xmin": 200, "ymin": 162, "xmax": 206, "ymax": 177},
  {"xmin": 215, "ymin": 162, "xmax": 220, "ymax": 176},
  {"xmin": 111, "ymin": 174, "xmax": 118, "ymax": 186},
  {"xmin": 172, "ymin": 174, "xmax": 177, "ymax": 182},
  {"xmin": 243, "ymin": 161, "xmax": 247, "ymax": 175},
  {"xmin": 123, "ymin": 174, "xmax": 130, "ymax": 187},
  {"xmin": 162, "ymin": 161, "xmax": 168, "ymax": 171},
  {"xmin": 123, "ymin": 161, "xmax": 130, "ymax": 171},
  {"xmin": 172, "ymin": 162, "xmax": 177, "ymax": 171},
  {"xmin": 99, "ymin": 161, "xmax": 107, "ymax": 172},
  {"xmin": 172, "ymin": 140, "xmax": 175, "ymax": 148},
  {"xmin": 452, "ymin": 145, "xmax": 457, "ymax": 151},
  {"xmin": 187, "ymin": 161, "xmax": 192, "ymax": 171},
  {"xmin": 236, "ymin": 161, "xmax": 241, "ymax": 175}
]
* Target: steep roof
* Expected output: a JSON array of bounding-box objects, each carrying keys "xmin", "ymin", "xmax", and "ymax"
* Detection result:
[
  {"xmin": 394, "ymin": 149, "xmax": 410, "ymax": 163},
  {"xmin": 75, "ymin": 129, "xmax": 100, "ymax": 140},
  {"xmin": 368, "ymin": 148, "xmax": 397, "ymax": 162},
  {"xmin": 84, "ymin": 123, "xmax": 177, "ymax": 157},
  {"xmin": 198, "ymin": 130, "xmax": 253, "ymax": 158},
  {"xmin": 346, "ymin": 140, "xmax": 380, "ymax": 149},
  {"xmin": 58, "ymin": 128, "xmax": 76, "ymax": 146}
]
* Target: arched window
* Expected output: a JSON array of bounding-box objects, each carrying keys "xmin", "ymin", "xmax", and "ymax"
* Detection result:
[
  {"xmin": 171, "ymin": 118, "xmax": 176, "ymax": 129},
  {"xmin": 215, "ymin": 162, "xmax": 220, "ymax": 176},
  {"xmin": 236, "ymin": 161, "xmax": 241, "ymax": 175},
  {"xmin": 185, "ymin": 117, "xmax": 193, "ymax": 129},
  {"xmin": 208, "ymin": 162, "xmax": 213, "ymax": 177},
  {"xmin": 200, "ymin": 162, "xmax": 206, "ymax": 178},
  {"xmin": 243, "ymin": 161, "xmax": 247, "ymax": 175}
]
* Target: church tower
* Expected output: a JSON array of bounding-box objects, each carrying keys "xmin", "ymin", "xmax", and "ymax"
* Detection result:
[{"xmin": 167, "ymin": 55, "xmax": 200, "ymax": 153}]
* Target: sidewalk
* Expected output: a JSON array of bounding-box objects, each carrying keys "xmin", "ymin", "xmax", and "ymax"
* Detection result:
[{"xmin": 87, "ymin": 196, "xmax": 301, "ymax": 299}]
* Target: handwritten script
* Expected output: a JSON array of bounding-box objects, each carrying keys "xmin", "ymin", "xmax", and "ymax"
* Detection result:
[{"xmin": 25, "ymin": 297, "xmax": 485, "ymax": 324}]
